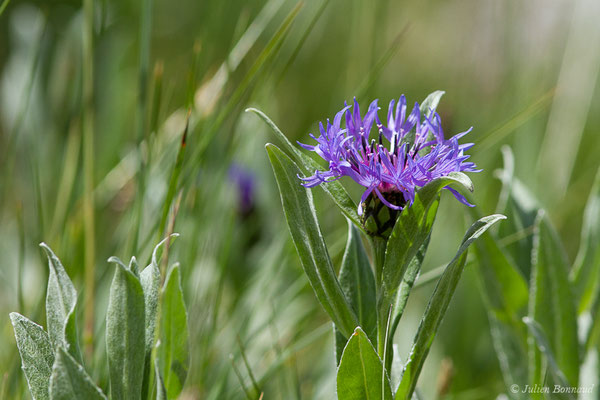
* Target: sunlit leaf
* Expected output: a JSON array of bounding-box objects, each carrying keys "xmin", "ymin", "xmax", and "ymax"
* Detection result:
[
  {"xmin": 10, "ymin": 312, "xmax": 54, "ymax": 400},
  {"xmin": 158, "ymin": 265, "xmax": 189, "ymax": 400},
  {"xmin": 49, "ymin": 347, "xmax": 107, "ymax": 400},
  {"xmin": 336, "ymin": 327, "xmax": 393, "ymax": 400},
  {"xmin": 395, "ymin": 214, "xmax": 506, "ymax": 400},
  {"xmin": 528, "ymin": 211, "xmax": 579, "ymax": 387},
  {"xmin": 249, "ymin": 108, "xmax": 361, "ymax": 229},
  {"xmin": 380, "ymin": 172, "xmax": 473, "ymax": 316},
  {"xmin": 106, "ymin": 262, "xmax": 146, "ymax": 400},
  {"xmin": 41, "ymin": 243, "xmax": 81, "ymax": 362},
  {"xmin": 334, "ymin": 221, "xmax": 377, "ymax": 364},
  {"xmin": 266, "ymin": 144, "xmax": 358, "ymax": 337},
  {"xmin": 571, "ymin": 166, "xmax": 600, "ymax": 313}
]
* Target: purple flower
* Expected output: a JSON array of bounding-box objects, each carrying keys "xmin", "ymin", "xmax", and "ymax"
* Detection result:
[
  {"xmin": 228, "ymin": 163, "xmax": 256, "ymax": 216},
  {"xmin": 298, "ymin": 96, "xmax": 480, "ymax": 216}
]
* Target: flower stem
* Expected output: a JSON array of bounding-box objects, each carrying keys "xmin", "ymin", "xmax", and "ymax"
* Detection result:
[
  {"xmin": 371, "ymin": 237, "xmax": 391, "ymax": 366},
  {"xmin": 372, "ymin": 237, "xmax": 387, "ymax": 286}
]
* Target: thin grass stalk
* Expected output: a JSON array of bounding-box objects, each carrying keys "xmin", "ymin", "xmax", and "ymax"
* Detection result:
[
  {"xmin": 0, "ymin": 0, "xmax": 11, "ymax": 16},
  {"xmin": 275, "ymin": 0, "xmax": 330, "ymax": 86},
  {"xmin": 157, "ymin": 111, "xmax": 189, "ymax": 245},
  {"xmin": 50, "ymin": 119, "xmax": 81, "ymax": 242},
  {"xmin": 16, "ymin": 203, "xmax": 25, "ymax": 313},
  {"xmin": 82, "ymin": 0, "xmax": 96, "ymax": 360},
  {"xmin": 132, "ymin": 0, "xmax": 154, "ymax": 253}
]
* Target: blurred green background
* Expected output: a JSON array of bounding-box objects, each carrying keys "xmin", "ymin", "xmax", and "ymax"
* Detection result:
[{"xmin": 1, "ymin": 0, "xmax": 599, "ymax": 398}]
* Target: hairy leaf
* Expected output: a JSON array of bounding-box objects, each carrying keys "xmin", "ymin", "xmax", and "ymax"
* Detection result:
[
  {"xmin": 395, "ymin": 214, "xmax": 506, "ymax": 399},
  {"xmin": 106, "ymin": 262, "xmax": 146, "ymax": 400},
  {"xmin": 49, "ymin": 347, "xmax": 107, "ymax": 400},
  {"xmin": 267, "ymin": 144, "xmax": 358, "ymax": 337},
  {"xmin": 10, "ymin": 312, "xmax": 54, "ymax": 400},
  {"xmin": 528, "ymin": 211, "xmax": 579, "ymax": 387},
  {"xmin": 249, "ymin": 108, "xmax": 361, "ymax": 229},
  {"xmin": 158, "ymin": 265, "xmax": 189, "ymax": 399},
  {"xmin": 41, "ymin": 243, "xmax": 81, "ymax": 362},
  {"xmin": 334, "ymin": 221, "xmax": 377, "ymax": 364},
  {"xmin": 336, "ymin": 327, "xmax": 393, "ymax": 400}
]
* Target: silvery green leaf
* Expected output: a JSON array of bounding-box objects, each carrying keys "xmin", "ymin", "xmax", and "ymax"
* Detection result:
[
  {"xmin": 49, "ymin": 347, "xmax": 107, "ymax": 400},
  {"xmin": 470, "ymin": 218, "xmax": 529, "ymax": 397},
  {"xmin": 523, "ymin": 317, "xmax": 574, "ymax": 400},
  {"xmin": 334, "ymin": 220, "xmax": 377, "ymax": 364},
  {"xmin": 140, "ymin": 261, "xmax": 160, "ymax": 400},
  {"xmin": 395, "ymin": 214, "xmax": 506, "ymax": 400},
  {"xmin": 528, "ymin": 211, "xmax": 579, "ymax": 387},
  {"xmin": 266, "ymin": 144, "xmax": 358, "ymax": 337},
  {"xmin": 391, "ymin": 236, "xmax": 430, "ymax": 338},
  {"xmin": 158, "ymin": 265, "xmax": 189, "ymax": 399},
  {"xmin": 336, "ymin": 327, "xmax": 393, "ymax": 400},
  {"xmin": 10, "ymin": 312, "xmax": 54, "ymax": 400},
  {"xmin": 248, "ymin": 108, "xmax": 361, "ymax": 230},
  {"xmin": 141, "ymin": 262, "xmax": 160, "ymax": 356},
  {"xmin": 106, "ymin": 261, "xmax": 146, "ymax": 400},
  {"xmin": 419, "ymin": 90, "xmax": 445, "ymax": 118},
  {"xmin": 380, "ymin": 172, "xmax": 473, "ymax": 318},
  {"xmin": 571, "ymin": 166, "xmax": 600, "ymax": 313},
  {"xmin": 40, "ymin": 243, "xmax": 81, "ymax": 362},
  {"xmin": 128, "ymin": 256, "xmax": 140, "ymax": 276}
]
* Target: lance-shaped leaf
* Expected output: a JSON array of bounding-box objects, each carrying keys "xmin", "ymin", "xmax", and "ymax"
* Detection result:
[
  {"xmin": 390, "ymin": 236, "xmax": 431, "ymax": 339},
  {"xmin": 49, "ymin": 347, "xmax": 107, "ymax": 400},
  {"xmin": 336, "ymin": 327, "xmax": 393, "ymax": 400},
  {"xmin": 528, "ymin": 211, "xmax": 579, "ymax": 387},
  {"xmin": 487, "ymin": 314, "xmax": 529, "ymax": 400},
  {"xmin": 106, "ymin": 261, "xmax": 146, "ymax": 400},
  {"xmin": 523, "ymin": 318, "xmax": 572, "ymax": 394},
  {"xmin": 10, "ymin": 312, "xmax": 54, "ymax": 400},
  {"xmin": 140, "ymin": 261, "xmax": 160, "ymax": 400},
  {"xmin": 570, "ymin": 166, "xmax": 600, "ymax": 313},
  {"xmin": 380, "ymin": 172, "xmax": 473, "ymax": 314},
  {"xmin": 158, "ymin": 265, "xmax": 189, "ymax": 400},
  {"xmin": 40, "ymin": 243, "xmax": 81, "ymax": 362},
  {"xmin": 419, "ymin": 90, "xmax": 444, "ymax": 118},
  {"xmin": 334, "ymin": 221, "xmax": 377, "ymax": 363},
  {"xmin": 267, "ymin": 144, "xmax": 358, "ymax": 337},
  {"xmin": 395, "ymin": 214, "xmax": 506, "ymax": 400},
  {"xmin": 249, "ymin": 108, "xmax": 361, "ymax": 230},
  {"xmin": 498, "ymin": 177, "xmax": 540, "ymax": 280},
  {"xmin": 140, "ymin": 263, "xmax": 161, "ymax": 357},
  {"xmin": 470, "ymin": 222, "xmax": 529, "ymax": 397}
]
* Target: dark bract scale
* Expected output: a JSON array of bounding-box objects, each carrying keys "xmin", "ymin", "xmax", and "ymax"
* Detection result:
[{"xmin": 298, "ymin": 96, "xmax": 481, "ymax": 225}]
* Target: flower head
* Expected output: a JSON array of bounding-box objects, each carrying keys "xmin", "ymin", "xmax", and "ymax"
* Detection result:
[{"xmin": 298, "ymin": 96, "xmax": 480, "ymax": 226}]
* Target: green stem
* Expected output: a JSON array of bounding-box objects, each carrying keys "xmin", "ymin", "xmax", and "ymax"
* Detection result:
[
  {"xmin": 371, "ymin": 237, "xmax": 389, "ymax": 365},
  {"xmin": 372, "ymin": 237, "xmax": 387, "ymax": 286}
]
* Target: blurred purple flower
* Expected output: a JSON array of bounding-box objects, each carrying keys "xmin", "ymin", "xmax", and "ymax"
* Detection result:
[
  {"xmin": 298, "ymin": 96, "xmax": 480, "ymax": 215},
  {"xmin": 228, "ymin": 164, "xmax": 256, "ymax": 215}
]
